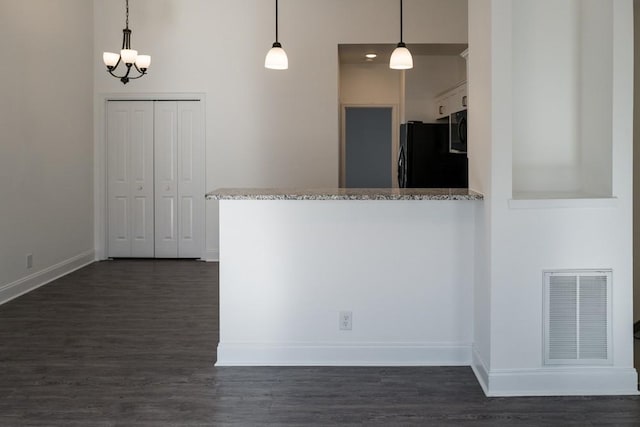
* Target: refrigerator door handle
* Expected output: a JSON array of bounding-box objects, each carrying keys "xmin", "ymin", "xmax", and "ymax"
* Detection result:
[
  {"xmin": 398, "ymin": 146, "xmax": 406, "ymax": 188},
  {"xmin": 459, "ymin": 117, "xmax": 467, "ymax": 147}
]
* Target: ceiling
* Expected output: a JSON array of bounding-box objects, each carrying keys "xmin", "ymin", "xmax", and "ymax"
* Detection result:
[{"xmin": 338, "ymin": 43, "xmax": 468, "ymax": 65}]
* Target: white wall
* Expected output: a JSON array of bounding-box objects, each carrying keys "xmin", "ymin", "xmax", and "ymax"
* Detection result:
[
  {"xmin": 218, "ymin": 200, "xmax": 475, "ymax": 365},
  {"xmin": 339, "ymin": 63, "xmax": 401, "ymax": 106},
  {"xmin": 512, "ymin": 0, "xmax": 581, "ymax": 195},
  {"xmin": 468, "ymin": 0, "xmax": 493, "ymax": 384},
  {"xmin": 93, "ymin": 0, "xmax": 469, "ymax": 260},
  {"xmin": 579, "ymin": 0, "xmax": 613, "ymax": 197},
  {"xmin": 512, "ymin": 0, "xmax": 614, "ymax": 198},
  {"xmin": 0, "ymin": 0, "xmax": 95, "ymax": 302},
  {"xmin": 633, "ymin": 0, "xmax": 640, "ymax": 370},
  {"xmin": 405, "ymin": 55, "xmax": 467, "ymax": 123},
  {"xmin": 470, "ymin": 0, "xmax": 637, "ymax": 396}
]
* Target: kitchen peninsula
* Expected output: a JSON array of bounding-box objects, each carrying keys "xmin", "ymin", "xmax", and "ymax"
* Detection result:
[{"xmin": 207, "ymin": 188, "xmax": 483, "ymax": 366}]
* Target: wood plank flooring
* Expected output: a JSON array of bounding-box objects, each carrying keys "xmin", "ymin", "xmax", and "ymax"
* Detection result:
[{"xmin": 0, "ymin": 260, "xmax": 638, "ymax": 426}]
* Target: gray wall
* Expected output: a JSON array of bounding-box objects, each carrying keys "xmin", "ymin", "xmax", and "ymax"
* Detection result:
[{"xmin": 0, "ymin": 0, "xmax": 95, "ymax": 292}]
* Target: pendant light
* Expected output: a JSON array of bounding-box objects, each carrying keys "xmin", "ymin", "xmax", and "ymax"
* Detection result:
[
  {"xmin": 103, "ymin": 0, "xmax": 151, "ymax": 84},
  {"xmin": 265, "ymin": 0, "xmax": 288, "ymax": 70},
  {"xmin": 390, "ymin": 0, "xmax": 413, "ymax": 70}
]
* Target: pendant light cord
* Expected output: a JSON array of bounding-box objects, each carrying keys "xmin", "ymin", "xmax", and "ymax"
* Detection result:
[
  {"xmin": 400, "ymin": 0, "xmax": 403, "ymax": 43},
  {"xmin": 125, "ymin": 0, "xmax": 130, "ymax": 29},
  {"xmin": 275, "ymin": 0, "xmax": 279, "ymax": 43}
]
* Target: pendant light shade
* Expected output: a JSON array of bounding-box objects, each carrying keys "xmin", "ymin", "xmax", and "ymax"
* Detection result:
[
  {"xmin": 390, "ymin": 0, "xmax": 413, "ymax": 70},
  {"xmin": 390, "ymin": 43, "xmax": 413, "ymax": 70},
  {"xmin": 265, "ymin": 43, "xmax": 289, "ymax": 70},
  {"xmin": 265, "ymin": 0, "xmax": 288, "ymax": 70}
]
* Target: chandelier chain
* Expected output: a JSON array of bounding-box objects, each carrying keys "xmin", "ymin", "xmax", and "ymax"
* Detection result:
[{"xmin": 126, "ymin": 0, "xmax": 129, "ymax": 29}]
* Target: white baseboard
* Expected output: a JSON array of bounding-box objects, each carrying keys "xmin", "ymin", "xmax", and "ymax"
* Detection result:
[
  {"xmin": 471, "ymin": 345, "xmax": 490, "ymax": 395},
  {"xmin": 483, "ymin": 367, "xmax": 639, "ymax": 396},
  {"xmin": 0, "ymin": 250, "xmax": 95, "ymax": 306},
  {"xmin": 204, "ymin": 248, "xmax": 219, "ymax": 262},
  {"xmin": 216, "ymin": 342, "xmax": 472, "ymax": 366}
]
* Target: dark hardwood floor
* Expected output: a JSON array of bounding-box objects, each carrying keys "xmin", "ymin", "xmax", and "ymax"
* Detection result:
[{"xmin": 0, "ymin": 260, "xmax": 638, "ymax": 426}]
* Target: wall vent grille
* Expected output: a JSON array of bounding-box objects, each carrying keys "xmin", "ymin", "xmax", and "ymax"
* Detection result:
[{"xmin": 543, "ymin": 270, "xmax": 612, "ymax": 366}]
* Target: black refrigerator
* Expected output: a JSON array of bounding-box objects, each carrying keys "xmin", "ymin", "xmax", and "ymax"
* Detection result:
[{"xmin": 398, "ymin": 122, "xmax": 468, "ymax": 188}]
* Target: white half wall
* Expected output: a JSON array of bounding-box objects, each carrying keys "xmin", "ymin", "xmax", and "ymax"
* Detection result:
[
  {"xmin": 93, "ymin": 0, "xmax": 469, "ymax": 260},
  {"xmin": 0, "ymin": 1, "xmax": 95, "ymax": 300},
  {"xmin": 217, "ymin": 200, "xmax": 475, "ymax": 366}
]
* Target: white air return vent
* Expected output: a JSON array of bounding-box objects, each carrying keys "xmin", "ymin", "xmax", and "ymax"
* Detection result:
[{"xmin": 543, "ymin": 270, "xmax": 612, "ymax": 366}]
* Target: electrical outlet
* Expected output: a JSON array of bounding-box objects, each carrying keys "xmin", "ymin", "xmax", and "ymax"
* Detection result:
[
  {"xmin": 26, "ymin": 254, "xmax": 33, "ymax": 269},
  {"xmin": 339, "ymin": 311, "xmax": 352, "ymax": 331}
]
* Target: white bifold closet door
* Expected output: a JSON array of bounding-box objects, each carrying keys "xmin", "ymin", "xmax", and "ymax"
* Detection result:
[
  {"xmin": 107, "ymin": 101, "xmax": 155, "ymax": 258},
  {"xmin": 107, "ymin": 100, "xmax": 204, "ymax": 259}
]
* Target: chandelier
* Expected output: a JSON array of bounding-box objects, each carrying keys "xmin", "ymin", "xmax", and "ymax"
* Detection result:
[{"xmin": 102, "ymin": 0, "xmax": 151, "ymax": 84}]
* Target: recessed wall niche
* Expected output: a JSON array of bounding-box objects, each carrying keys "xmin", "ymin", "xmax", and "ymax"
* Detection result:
[{"xmin": 512, "ymin": 0, "xmax": 613, "ymax": 199}]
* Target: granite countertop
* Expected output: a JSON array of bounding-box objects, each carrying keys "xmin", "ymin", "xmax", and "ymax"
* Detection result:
[{"xmin": 206, "ymin": 188, "xmax": 484, "ymax": 201}]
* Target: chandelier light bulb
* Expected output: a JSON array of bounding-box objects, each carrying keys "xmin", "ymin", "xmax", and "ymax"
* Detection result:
[
  {"xmin": 135, "ymin": 55, "xmax": 151, "ymax": 70},
  {"xmin": 103, "ymin": 52, "xmax": 120, "ymax": 68},
  {"xmin": 121, "ymin": 49, "xmax": 138, "ymax": 64}
]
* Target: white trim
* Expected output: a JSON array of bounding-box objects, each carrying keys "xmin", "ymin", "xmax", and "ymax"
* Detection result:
[
  {"xmin": 0, "ymin": 250, "xmax": 95, "ymax": 306},
  {"xmin": 508, "ymin": 197, "xmax": 618, "ymax": 210},
  {"xmin": 471, "ymin": 345, "xmax": 637, "ymax": 397},
  {"xmin": 94, "ymin": 93, "xmax": 207, "ymax": 260},
  {"xmin": 471, "ymin": 345, "xmax": 490, "ymax": 396},
  {"xmin": 482, "ymin": 367, "xmax": 639, "ymax": 397},
  {"xmin": 102, "ymin": 92, "xmax": 206, "ymax": 101},
  {"xmin": 216, "ymin": 342, "xmax": 472, "ymax": 366},
  {"xmin": 204, "ymin": 248, "xmax": 219, "ymax": 262}
]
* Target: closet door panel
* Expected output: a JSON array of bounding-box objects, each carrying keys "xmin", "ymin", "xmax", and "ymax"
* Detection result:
[
  {"xmin": 177, "ymin": 101, "xmax": 205, "ymax": 258},
  {"xmin": 107, "ymin": 104, "xmax": 130, "ymax": 257},
  {"xmin": 154, "ymin": 102, "xmax": 179, "ymax": 258},
  {"xmin": 130, "ymin": 104, "xmax": 155, "ymax": 257},
  {"xmin": 107, "ymin": 101, "xmax": 154, "ymax": 258}
]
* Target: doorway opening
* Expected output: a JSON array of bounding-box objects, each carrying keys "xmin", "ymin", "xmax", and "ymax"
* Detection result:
[
  {"xmin": 96, "ymin": 94, "xmax": 207, "ymax": 261},
  {"xmin": 338, "ymin": 43, "xmax": 468, "ymax": 189}
]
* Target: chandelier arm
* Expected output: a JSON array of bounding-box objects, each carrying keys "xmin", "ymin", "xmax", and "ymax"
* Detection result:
[
  {"xmin": 108, "ymin": 63, "xmax": 133, "ymax": 80},
  {"xmin": 107, "ymin": 64, "xmax": 146, "ymax": 80},
  {"xmin": 112, "ymin": 56, "xmax": 122, "ymax": 70},
  {"xmin": 126, "ymin": 71, "xmax": 148, "ymax": 80}
]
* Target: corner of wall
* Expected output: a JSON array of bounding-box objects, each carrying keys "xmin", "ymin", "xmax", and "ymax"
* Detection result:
[{"xmin": 0, "ymin": 251, "xmax": 95, "ymax": 306}]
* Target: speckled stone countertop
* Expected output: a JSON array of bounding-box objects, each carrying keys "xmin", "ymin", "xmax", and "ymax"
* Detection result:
[{"xmin": 206, "ymin": 188, "xmax": 484, "ymax": 201}]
